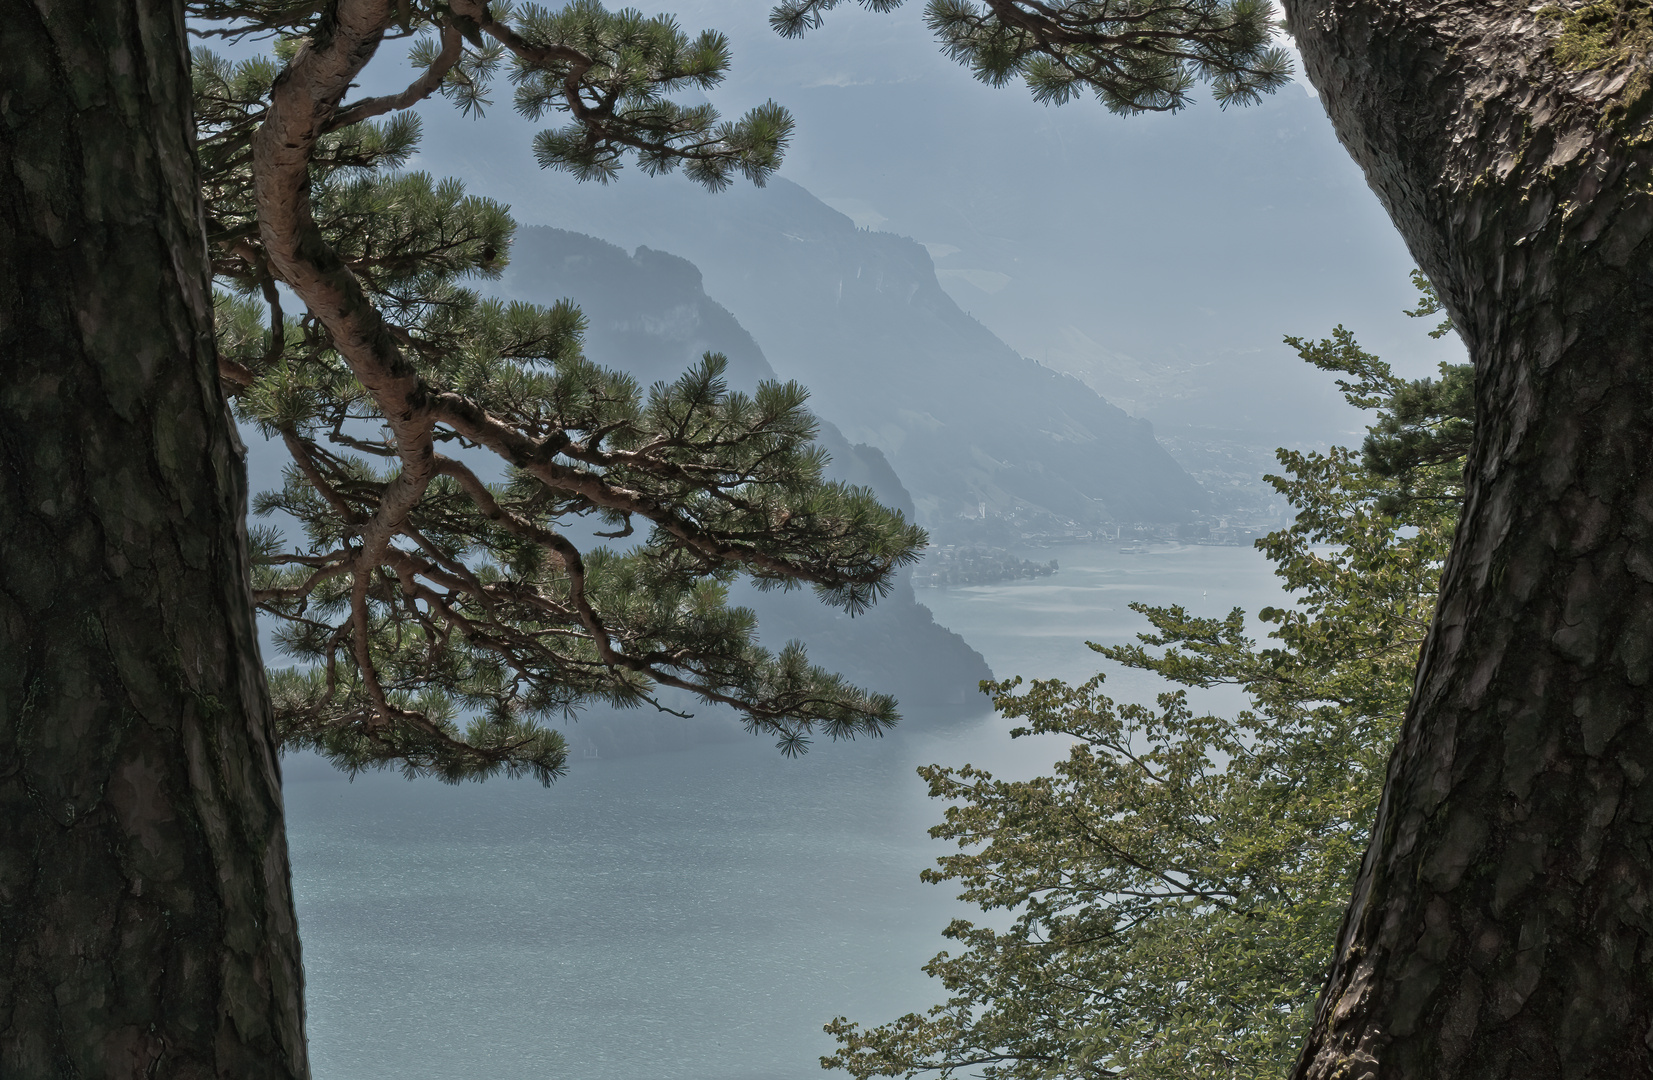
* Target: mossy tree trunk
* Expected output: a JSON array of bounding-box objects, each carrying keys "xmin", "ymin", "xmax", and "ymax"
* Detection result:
[
  {"xmin": 1285, "ymin": 3, "xmax": 1653, "ymax": 1078},
  {"xmin": 0, "ymin": 1, "xmax": 309, "ymax": 1076}
]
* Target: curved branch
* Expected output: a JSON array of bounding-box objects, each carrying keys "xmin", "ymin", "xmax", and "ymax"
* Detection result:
[
  {"xmin": 454, "ymin": 0, "xmax": 595, "ymax": 118},
  {"xmin": 329, "ymin": 23, "xmax": 467, "ymax": 129},
  {"xmin": 253, "ymin": 0, "xmax": 451, "ymax": 733}
]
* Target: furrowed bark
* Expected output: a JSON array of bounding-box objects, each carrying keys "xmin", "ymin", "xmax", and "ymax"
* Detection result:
[
  {"xmin": 0, "ymin": 1, "xmax": 308, "ymax": 1077},
  {"xmin": 1284, "ymin": 2, "xmax": 1653, "ymax": 1077}
]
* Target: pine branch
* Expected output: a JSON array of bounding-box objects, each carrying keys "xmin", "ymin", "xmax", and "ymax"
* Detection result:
[
  {"xmin": 200, "ymin": 1, "xmax": 919, "ymax": 780},
  {"xmin": 771, "ymin": 0, "xmax": 1292, "ymax": 113}
]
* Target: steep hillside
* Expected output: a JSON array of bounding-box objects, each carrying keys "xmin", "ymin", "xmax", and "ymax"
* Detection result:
[
  {"xmin": 490, "ymin": 228, "xmax": 992, "ymax": 756},
  {"xmin": 511, "ymin": 180, "xmax": 1208, "ymax": 532}
]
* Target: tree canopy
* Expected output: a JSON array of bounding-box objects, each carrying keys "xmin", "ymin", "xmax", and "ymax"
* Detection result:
[
  {"xmin": 823, "ymin": 304, "xmax": 1473, "ymax": 1079},
  {"xmin": 189, "ymin": 0, "xmax": 926, "ymax": 784}
]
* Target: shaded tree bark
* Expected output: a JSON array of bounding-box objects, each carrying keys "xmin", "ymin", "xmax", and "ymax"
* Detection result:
[
  {"xmin": 1283, "ymin": 3, "xmax": 1653, "ymax": 1078},
  {"xmin": 0, "ymin": 1, "xmax": 309, "ymax": 1076}
]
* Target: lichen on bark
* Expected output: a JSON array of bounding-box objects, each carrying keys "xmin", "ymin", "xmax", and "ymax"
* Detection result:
[
  {"xmin": 1538, "ymin": 0, "xmax": 1653, "ymax": 125},
  {"xmin": 1540, "ymin": 1, "xmax": 1653, "ymax": 69}
]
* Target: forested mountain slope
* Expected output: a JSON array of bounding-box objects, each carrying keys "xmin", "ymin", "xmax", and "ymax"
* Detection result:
[
  {"xmin": 492, "ymin": 228, "xmax": 992, "ymax": 755},
  {"xmin": 512, "ymin": 180, "xmax": 1207, "ymax": 531}
]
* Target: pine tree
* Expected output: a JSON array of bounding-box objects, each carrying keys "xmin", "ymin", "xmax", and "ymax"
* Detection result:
[
  {"xmin": 787, "ymin": 3, "xmax": 1653, "ymax": 1074},
  {"xmin": 194, "ymin": 0, "xmax": 925, "ymax": 782},
  {"xmin": 0, "ymin": 1, "xmax": 307, "ymax": 1075},
  {"xmin": 822, "ymin": 308, "xmax": 1471, "ymax": 1080},
  {"xmin": 2, "ymin": 0, "xmax": 920, "ymax": 1072}
]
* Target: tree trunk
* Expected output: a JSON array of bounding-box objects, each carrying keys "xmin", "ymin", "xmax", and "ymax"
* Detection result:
[
  {"xmin": 1283, "ymin": 3, "xmax": 1653, "ymax": 1078},
  {"xmin": 0, "ymin": 1, "xmax": 310, "ymax": 1076}
]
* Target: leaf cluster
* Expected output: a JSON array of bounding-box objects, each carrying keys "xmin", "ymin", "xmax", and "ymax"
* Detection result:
[
  {"xmin": 824, "ymin": 293, "xmax": 1468, "ymax": 1079},
  {"xmin": 1284, "ymin": 313, "xmax": 1472, "ymax": 514},
  {"xmin": 770, "ymin": 0, "xmax": 1292, "ymax": 113}
]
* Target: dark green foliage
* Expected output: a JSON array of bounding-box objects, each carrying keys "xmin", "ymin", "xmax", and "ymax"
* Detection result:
[
  {"xmin": 507, "ymin": 1, "xmax": 795, "ymax": 187},
  {"xmin": 1359, "ymin": 366, "xmax": 1473, "ymax": 497},
  {"xmin": 770, "ymin": 0, "xmax": 1292, "ymax": 113},
  {"xmin": 823, "ymin": 297, "xmax": 1468, "ymax": 1079},
  {"xmin": 194, "ymin": 0, "xmax": 792, "ymax": 188},
  {"xmin": 913, "ymin": 546, "xmax": 1058, "ymax": 588},
  {"xmin": 1284, "ymin": 312, "xmax": 1472, "ymax": 514},
  {"xmin": 193, "ymin": 1, "xmax": 922, "ymax": 783}
]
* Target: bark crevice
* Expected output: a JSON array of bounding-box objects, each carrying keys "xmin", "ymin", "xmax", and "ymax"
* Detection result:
[
  {"xmin": 1286, "ymin": 6, "xmax": 1653, "ymax": 1077},
  {"xmin": 0, "ymin": 1, "xmax": 309, "ymax": 1076}
]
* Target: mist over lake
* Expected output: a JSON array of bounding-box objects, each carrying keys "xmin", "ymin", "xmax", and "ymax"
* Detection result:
[
  {"xmin": 234, "ymin": 13, "xmax": 1464, "ymax": 1070},
  {"xmin": 267, "ymin": 178, "xmax": 1316, "ymax": 1076},
  {"xmin": 285, "ymin": 543, "xmax": 1286, "ymax": 1078},
  {"xmin": 26, "ymin": 3, "xmax": 1632, "ymax": 1077}
]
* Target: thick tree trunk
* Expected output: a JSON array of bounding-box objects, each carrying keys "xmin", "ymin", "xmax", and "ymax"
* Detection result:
[
  {"xmin": 1283, "ymin": 3, "xmax": 1653, "ymax": 1078},
  {"xmin": 0, "ymin": 1, "xmax": 309, "ymax": 1076}
]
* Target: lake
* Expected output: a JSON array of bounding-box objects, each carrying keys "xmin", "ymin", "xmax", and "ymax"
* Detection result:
[{"xmin": 283, "ymin": 541, "xmax": 1290, "ymax": 1078}]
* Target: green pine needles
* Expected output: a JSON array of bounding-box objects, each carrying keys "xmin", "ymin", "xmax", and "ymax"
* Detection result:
[
  {"xmin": 770, "ymin": 0, "xmax": 1293, "ymax": 113},
  {"xmin": 506, "ymin": 1, "xmax": 796, "ymax": 186},
  {"xmin": 191, "ymin": 0, "xmax": 921, "ymax": 783},
  {"xmin": 823, "ymin": 292, "xmax": 1472, "ymax": 1079}
]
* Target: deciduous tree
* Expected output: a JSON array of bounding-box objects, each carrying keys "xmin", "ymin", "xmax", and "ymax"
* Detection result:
[
  {"xmin": 790, "ymin": 3, "xmax": 1653, "ymax": 1073},
  {"xmin": 822, "ymin": 318, "xmax": 1470, "ymax": 1080}
]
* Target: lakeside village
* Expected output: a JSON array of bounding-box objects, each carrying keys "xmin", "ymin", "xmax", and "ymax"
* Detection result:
[{"xmin": 913, "ymin": 508, "xmax": 1283, "ymax": 588}]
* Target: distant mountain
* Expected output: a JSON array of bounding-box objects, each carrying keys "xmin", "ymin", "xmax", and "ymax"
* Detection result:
[
  {"xmin": 511, "ymin": 179, "xmax": 1209, "ymax": 533},
  {"xmin": 491, "ymin": 227, "xmax": 992, "ymax": 757}
]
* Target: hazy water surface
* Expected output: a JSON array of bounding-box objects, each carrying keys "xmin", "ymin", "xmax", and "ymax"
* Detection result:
[{"xmin": 286, "ymin": 542, "xmax": 1287, "ymax": 1078}]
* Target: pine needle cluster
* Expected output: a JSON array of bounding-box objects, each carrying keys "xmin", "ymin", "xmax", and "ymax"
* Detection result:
[
  {"xmin": 190, "ymin": 0, "xmax": 923, "ymax": 782},
  {"xmin": 770, "ymin": 0, "xmax": 1292, "ymax": 113},
  {"xmin": 823, "ymin": 288, "xmax": 1472, "ymax": 1079}
]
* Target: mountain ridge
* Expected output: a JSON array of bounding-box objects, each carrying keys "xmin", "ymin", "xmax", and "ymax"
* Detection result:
[
  {"xmin": 509, "ymin": 177, "xmax": 1210, "ymax": 534},
  {"xmin": 491, "ymin": 226, "xmax": 994, "ymax": 757}
]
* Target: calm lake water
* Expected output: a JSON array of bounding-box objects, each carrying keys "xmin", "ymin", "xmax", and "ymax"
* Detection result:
[{"xmin": 284, "ymin": 542, "xmax": 1289, "ymax": 1078}]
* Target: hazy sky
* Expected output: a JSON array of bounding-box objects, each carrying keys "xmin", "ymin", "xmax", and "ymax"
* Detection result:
[{"xmin": 357, "ymin": 2, "xmax": 1473, "ymax": 447}]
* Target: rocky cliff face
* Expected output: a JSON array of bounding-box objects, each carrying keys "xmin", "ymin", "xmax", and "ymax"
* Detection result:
[
  {"xmin": 511, "ymin": 179, "xmax": 1209, "ymax": 533},
  {"xmin": 493, "ymin": 228, "xmax": 993, "ymax": 757}
]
